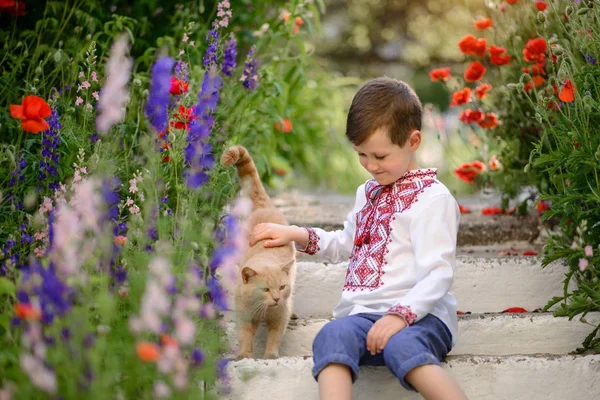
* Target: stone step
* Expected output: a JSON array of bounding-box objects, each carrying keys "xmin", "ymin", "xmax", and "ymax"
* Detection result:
[
  {"xmin": 288, "ymin": 257, "xmax": 569, "ymax": 319},
  {"xmin": 227, "ymin": 354, "xmax": 600, "ymax": 400},
  {"xmin": 273, "ymin": 192, "xmax": 541, "ymax": 246},
  {"xmin": 224, "ymin": 312, "xmax": 600, "ymax": 358}
]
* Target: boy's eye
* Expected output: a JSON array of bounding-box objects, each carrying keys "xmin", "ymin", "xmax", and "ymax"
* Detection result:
[
  {"xmin": 375, "ymin": 155, "xmax": 387, "ymax": 160},
  {"xmin": 279, "ymin": 285, "xmax": 286, "ymax": 290},
  {"xmin": 262, "ymin": 288, "xmax": 270, "ymax": 292},
  {"xmin": 358, "ymin": 153, "xmax": 366, "ymax": 157}
]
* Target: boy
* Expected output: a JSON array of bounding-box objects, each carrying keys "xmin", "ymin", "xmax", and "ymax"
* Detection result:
[{"xmin": 249, "ymin": 77, "xmax": 467, "ymax": 400}]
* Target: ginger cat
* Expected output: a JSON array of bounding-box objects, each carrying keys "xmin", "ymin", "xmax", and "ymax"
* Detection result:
[{"xmin": 221, "ymin": 145, "xmax": 296, "ymax": 359}]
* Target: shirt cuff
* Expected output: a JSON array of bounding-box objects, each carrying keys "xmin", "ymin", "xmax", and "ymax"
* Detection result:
[
  {"xmin": 386, "ymin": 304, "xmax": 417, "ymax": 326},
  {"xmin": 295, "ymin": 227, "xmax": 320, "ymax": 255}
]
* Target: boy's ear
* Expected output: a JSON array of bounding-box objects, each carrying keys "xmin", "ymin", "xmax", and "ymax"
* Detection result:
[{"xmin": 408, "ymin": 130, "xmax": 421, "ymax": 151}]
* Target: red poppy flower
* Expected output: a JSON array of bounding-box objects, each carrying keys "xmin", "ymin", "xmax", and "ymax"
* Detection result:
[
  {"xmin": 506, "ymin": 0, "xmax": 519, "ymax": 4},
  {"xmin": 559, "ymin": 79, "xmax": 575, "ymax": 102},
  {"xmin": 459, "ymin": 109, "xmax": 485, "ymax": 124},
  {"xmin": 0, "ymin": 0, "xmax": 26, "ymax": 16},
  {"xmin": 475, "ymin": 83, "xmax": 492, "ymax": 100},
  {"xmin": 458, "ymin": 35, "xmax": 487, "ymax": 57},
  {"xmin": 488, "ymin": 45, "xmax": 511, "ymax": 66},
  {"xmin": 458, "ymin": 204, "xmax": 471, "ymax": 214},
  {"xmin": 274, "ymin": 118, "xmax": 293, "ymax": 133},
  {"xmin": 137, "ymin": 341, "xmax": 161, "ymax": 362},
  {"xmin": 454, "ymin": 161, "xmax": 486, "ymax": 183},
  {"xmin": 477, "ymin": 113, "xmax": 499, "ymax": 129},
  {"xmin": 170, "ymin": 105, "xmax": 195, "ymax": 130},
  {"xmin": 489, "ymin": 155, "xmax": 500, "ymax": 170},
  {"xmin": 523, "ymin": 38, "xmax": 547, "ymax": 62},
  {"xmin": 170, "ymin": 76, "xmax": 189, "ymax": 95},
  {"xmin": 536, "ymin": 200, "xmax": 550, "ymax": 212},
  {"xmin": 535, "ymin": 1, "xmax": 547, "ymax": 11},
  {"xmin": 521, "ymin": 64, "xmax": 546, "ymax": 76},
  {"xmin": 474, "ymin": 18, "xmax": 492, "ymax": 30},
  {"xmin": 524, "ymin": 76, "xmax": 545, "ymax": 93},
  {"xmin": 162, "ymin": 154, "xmax": 171, "ymax": 163},
  {"xmin": 464, "ymin": 61, "xmax": 486, "ymax": 82},
  {"xmin": 294, "ymin": 17, "xmax": 304, "ymax": 34},
  {"xmin": 10, "ymin": 95, "xmax": 52, "ymax": 133},
  {"xmin": 481, "ymin": 207, "xmax": 503, "ymax": 215},
  {"xmin": 502, "ymin": 307, "xmax": 528, "ymax": 313},
  {"xmin": 429, "ymin": 67, "xmax": 452, "ymax": 82},
  {"xmin": 523, "ymin": 251, "xmax": 538, "ymax": 256},
  {"xmin": 450, "ymin": 87, "xmax": 472, "ymax": 107},
  {"xmin": 14, "ymin": 303, "xmax": 41, "ymax": 320}
]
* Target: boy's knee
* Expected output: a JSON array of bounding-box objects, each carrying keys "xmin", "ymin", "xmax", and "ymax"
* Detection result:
[{"xmin": 313, "ymin": 320, "xmax": 361, "ymax": 354}]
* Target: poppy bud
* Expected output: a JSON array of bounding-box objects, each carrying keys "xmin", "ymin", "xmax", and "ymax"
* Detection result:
[
  {"xmin": 576, "ymin": 8, "xmax": 589, "ymax": 15},
  {"xmin": 547, "ymin": 37, "xmax": 559, "ymax": 44},
  {"xmin": 594, "ymin": 146, "xmax": 600, "ymax": 161},
  {"xmin": 506, "ymin": 83, "xmax": 518, "ymax": 89},
  {"xmin": 537, "ymin": 11, "xmax": 546, "ymax": 23},
  {"xmin": 565, "ymin": 5, "xmax": 573, "ymax": 16},
  {"xmin": 516, "ymin": 83, "xmax": 524, "ymax": 93}
]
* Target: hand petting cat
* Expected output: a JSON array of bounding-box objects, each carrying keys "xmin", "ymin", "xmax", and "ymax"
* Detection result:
[
  {"xmin": 366, "ymin": 314, "xmax": 407, "ymax": 355},
  {"xmin": 250, "ymin": 223, "xmax": 308, "ymax": 249}
]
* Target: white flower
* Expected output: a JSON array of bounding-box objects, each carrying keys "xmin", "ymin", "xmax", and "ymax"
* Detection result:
[{"xmin": 153, "ymin": 381, "xmax": 171, "ymax": 398}]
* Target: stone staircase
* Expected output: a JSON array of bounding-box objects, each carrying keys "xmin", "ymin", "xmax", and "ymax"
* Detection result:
[{"xmin": 225, "ymin": 191, "xmax": 600, "ymax": 399}]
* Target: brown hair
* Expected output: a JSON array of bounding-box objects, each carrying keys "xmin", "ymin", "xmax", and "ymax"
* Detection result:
[{"xmin": 346, "ymin": 77, "xmax": 422, "ymax": 146}]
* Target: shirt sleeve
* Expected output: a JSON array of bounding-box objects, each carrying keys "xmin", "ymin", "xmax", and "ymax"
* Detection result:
[
  {"xmin": 295, "ymin": 184, "xmax": 367, "ymax": 264},
  {"xmin": 386, "ymin": 193, "xmax": 459, "ymax": 325}
]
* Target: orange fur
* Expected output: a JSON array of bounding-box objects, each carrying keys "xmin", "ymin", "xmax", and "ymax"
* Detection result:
[{"xmin": 221, "ymin": 145, "xmax": 296, "ymax": 359}]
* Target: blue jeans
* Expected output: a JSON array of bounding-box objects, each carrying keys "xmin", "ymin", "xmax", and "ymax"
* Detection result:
[{"xmin": 312, "ymin": 313, "xmax": 453, "ymax": 391}]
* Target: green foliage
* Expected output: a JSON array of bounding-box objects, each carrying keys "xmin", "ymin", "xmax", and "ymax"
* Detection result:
[{"xmin": 0, "ymin": 0, "xmax": 360, "ymax": 397}]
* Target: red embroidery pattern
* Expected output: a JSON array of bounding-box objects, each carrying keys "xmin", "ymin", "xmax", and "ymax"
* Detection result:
[
  {"xmin": 344, "ymin": 170, "xmax": 438, "ymax": 292},
  {"xmin": 304, "ymin": 227, "xmax": 320, "ymax": 255},
  {"xmin": 387, "ymin": 304, "xmax": 418, "ymax": 325}
]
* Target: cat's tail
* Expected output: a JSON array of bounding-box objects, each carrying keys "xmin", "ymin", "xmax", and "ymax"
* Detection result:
[{"xmin": 221, "ymin": 145, "xmax": 273, "ymax": 210}]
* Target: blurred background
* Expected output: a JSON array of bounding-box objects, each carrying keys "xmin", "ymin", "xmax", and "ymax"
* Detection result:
[{"xmin": 294, "ymin": 0, "xmax": 490, "ymax": 195}]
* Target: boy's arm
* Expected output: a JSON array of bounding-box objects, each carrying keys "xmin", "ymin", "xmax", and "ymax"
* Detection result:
[
  {"xmin": 295, "ymin": 184, "xmax": 367, "ymax": 264},
  {"xmin": 385, "ymin": 194, "xmax": 459, "ymax": 325}
]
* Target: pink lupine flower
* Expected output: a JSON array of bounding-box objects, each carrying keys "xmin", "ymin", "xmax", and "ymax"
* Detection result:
[
  {"xmin": 75, "ymin": 97, "xmax": 83, "ymax": 106},
  {"xmin": 579, "ymin": 258, "xmax": 589, "ymax": 271},
  {"xmin": 91, "ymin": 71, "xmax": 98, "ymax": 82},
  {"xmin": 154, "ymin": 381, "xmax": 171, "ymax": 398},
  {"xmin": 182, "ymin": 33, "xmax": 189, "ymax": 42},
  {"xmin": 96, "ymin": 34, "xmax": 133, "ymax": 134},
  {"xmin": 92, "ymin": 91, "xmax": 100, "ymax": 100},
  {"xmin": 584, "ymin": 245, "xmax": 593, "ymax": 257}
]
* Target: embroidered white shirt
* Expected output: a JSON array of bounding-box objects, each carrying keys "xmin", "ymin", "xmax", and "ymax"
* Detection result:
[{"xmin": 299, "ymin": 168, "xmax": 459, "ymax": 345}]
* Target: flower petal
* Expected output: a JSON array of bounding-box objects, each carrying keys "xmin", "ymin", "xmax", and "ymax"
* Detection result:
[
  {"xmin": 9, "ymin": 104, "xmax": 25, "ymax": 119},
  {"xmin": 21, "ymin": 118, "xmax": 50, "ymax": 133}
]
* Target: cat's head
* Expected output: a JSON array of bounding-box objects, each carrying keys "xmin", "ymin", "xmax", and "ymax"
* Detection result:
[{"xmin": 240, "ymin": 259, "xmax": 293, "ymax": 308}]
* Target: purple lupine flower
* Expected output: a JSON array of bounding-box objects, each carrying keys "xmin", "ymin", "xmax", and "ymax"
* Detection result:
[
  {"xmin": 222, "ymin": 34, "xmax": 237, "ymax": 77},
  {"xmin": 217, "ymin": 358, "xmax": 229, "ymax": 380},
  {"xmin": 184, "ymin": 67, "xmax": 222, "ymax": 189},
  {"xmin": 203, "ymin": 28, "xmax": 219, "ymax": 68},
  {"xmin": 174, "ymin": 61, "xmax": 189, "ymax": 82},
  {"xmin": 586, "ymin": 54, "xmax": 597, "ymax": 65},
  {"xmin": 6, "ymin": 152, "xmax": 26, "ymax": 210},
  {"xmin": 207, "ymin": 276, "xmax": 227, "ymax": 310},
  {"xmin": 192, "ymin": 348, "xmax": 205, "ymax": 367},
  {"xmin": 40, "ymin": 109, "xmax": 61, "ymax": 190},
  {"xmin": 36, "ymin": 262, "xmax": 75, "ymax": 324},
  {"xmin": 146, "ymin": 56, "xmax": 175, "ymax": 133},
  {"xmin": 240, "ymin": 46, "xmax": 258, "ymax": 91}
]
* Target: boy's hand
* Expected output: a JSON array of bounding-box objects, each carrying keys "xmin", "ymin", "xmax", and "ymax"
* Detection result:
[
  {"xmin": 250, "ymin": 223, "xmax": 303, "ymax": 248},
  {"xmin": 366, "ymin": 314, "xmax": 407, "ymax": 355}
]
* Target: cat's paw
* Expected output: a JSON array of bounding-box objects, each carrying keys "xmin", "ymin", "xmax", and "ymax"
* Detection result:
[
  {"xmin": 263, "ymin": 351, "xmax": 280, "ymax": 359},
  {"xmin": 237, "ymin": 351, "xmax": 253, "ymax": 359}
]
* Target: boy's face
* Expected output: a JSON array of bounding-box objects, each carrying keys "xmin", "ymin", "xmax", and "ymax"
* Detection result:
[{"xmin": 352, "ymin": 127, "xmax": 420, "ymax": 186}]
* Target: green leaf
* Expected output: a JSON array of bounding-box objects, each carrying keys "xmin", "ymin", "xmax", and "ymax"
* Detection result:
[{"xmin": 0, "ymin": 277, "xmax": 16, "ymax": 297}]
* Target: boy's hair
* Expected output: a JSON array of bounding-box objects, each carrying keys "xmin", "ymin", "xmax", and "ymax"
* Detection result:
[{"xmin": 346, "ymin": 77, "xmax": 423, "ymax": 146}]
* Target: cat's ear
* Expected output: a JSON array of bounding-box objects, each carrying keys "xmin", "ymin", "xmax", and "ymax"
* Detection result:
[
  {"xmin": 281, "ymin": 259, "xmax": 294, "ymax": 274},
  {"xmin": 242, "ymin": 266, "xmax": 258, "ymax": 283}
]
